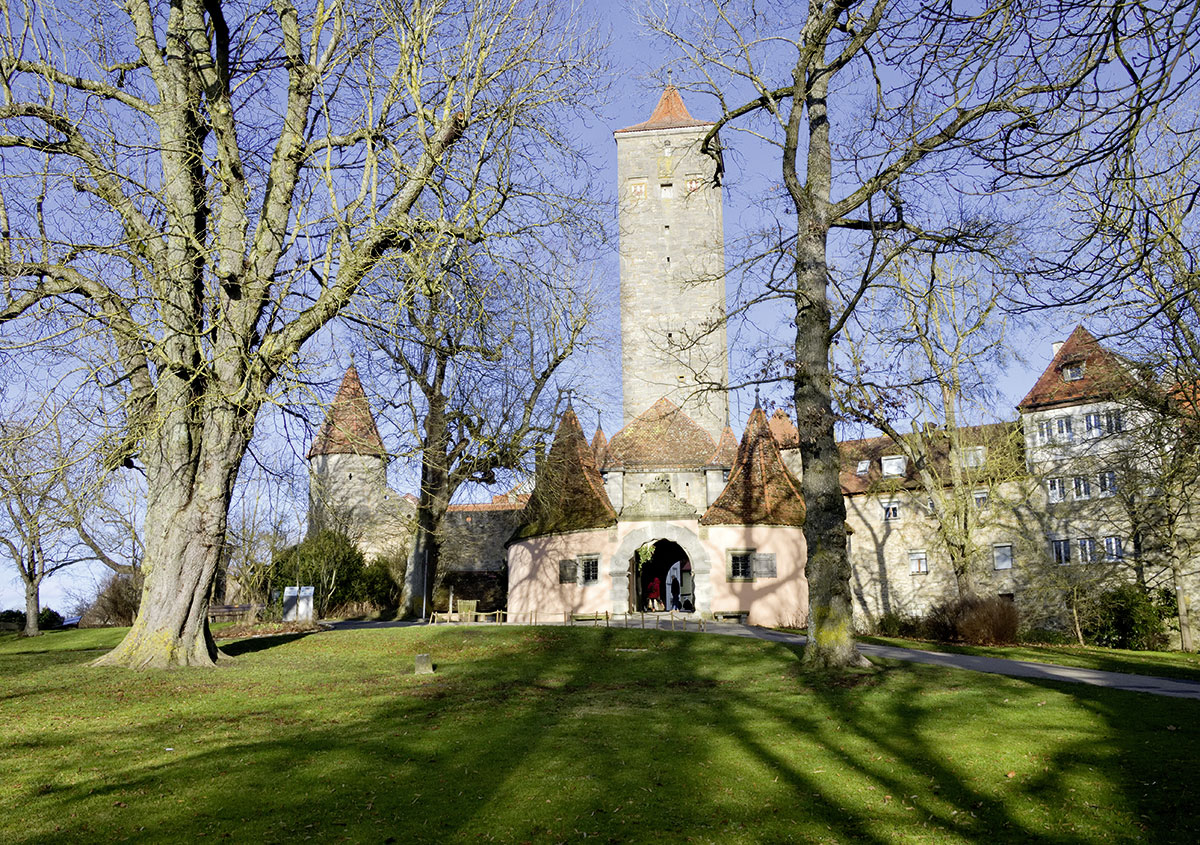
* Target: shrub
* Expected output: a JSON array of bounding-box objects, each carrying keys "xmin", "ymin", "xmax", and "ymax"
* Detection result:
[
  {"xmin": 37, "ymin": 608, "xmax": 64, "ymax": 630},
  {"xmin": 80, "ymin": 573, "xmax": 142, "ymax": 627},
  {"xmin": 269, "ymin": 530, "xmax": 366, "ymax": 618},
  {"xmin": 1019, "ymin": 626, "xmax": 1073, "ymax": 646},
  {"xmin": 434, "ymin": 570, "xmax": 507, "ymax": 613},
  {"xmin": 1084, "ymin": 584, "xmax": 1167, "ymax": 651},
  {"xmin": 873, "ymin": 610, "xmax": 922, "ymax": 638},
  {"xmin": 922, "ymin": 596, "xmax": 1019, "ymax": 645}
]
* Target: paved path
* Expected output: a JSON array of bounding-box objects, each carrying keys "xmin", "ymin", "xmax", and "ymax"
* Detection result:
[{"xmin": 328, "ymin": 617, "xmax": 1200, "ymax": 700}]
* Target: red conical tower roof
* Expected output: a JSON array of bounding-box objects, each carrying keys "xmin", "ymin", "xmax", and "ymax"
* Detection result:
[
  {"xmin": 591, "ymin": 425, "xmax": 609, "ymax": 466},
  {"xmin": 710, "ymin": 425, "xmax": 739, "ymax": 467},
  {"xmin": 615, "ymin": 86, "xmax": 713, "ymax": 134},
  {"xmin": 306, "ymin": 365, "xmax": 387, "ymax": 460},
  {"xmin": 701, "ymin": 406, "xmax": 806, "ymax": 526}
]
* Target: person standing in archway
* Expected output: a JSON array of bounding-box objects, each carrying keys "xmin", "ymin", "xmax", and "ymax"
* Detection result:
[
  {"xmin": 646, "ymin": 575, "xmax": 662, "ymax": 611},
  {"xmin": 666, "ymin": 561, "xmax": 682, "ymax": 611}
]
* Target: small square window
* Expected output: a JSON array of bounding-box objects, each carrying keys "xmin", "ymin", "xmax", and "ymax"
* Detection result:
[
  {"xmin": 660, "ymin": 183, "xmax": 674, "ymax": 199},
  {"xmin": 1063, "ymin": 363, "xmax": 1084, "ymax": 381},
  {"xmin": 580, "ymin": 556, "xmax": 599, "ymax": 584},
  {"xmin": 629, "ymin": 181, "xmax": 646, "ymax": 200},
  {"xmin": 686, "ymin": 176, "xmax": 702, "ymax": 193},
  {"xmin": 993, "ymin": 544, "xmax": 1013, "ymax": 570},
  {"xmin": 909, "ymin": 550, "xmax": 928, "ymax": 574},
  {"xmin": 729, "ymin": 551, "xmax": 754, "ymax": 581},
  {"xmin": 882, "ymin": 502, "xmax": 900, "ymax": 521},
  {"xmin": 1051, "ymin": 538, "xmax": 1071, "ymax": 565},
  {"xmin": 973, "ymin": 489, "xmax": 989, "ymax": 508},
  {"xmin": 855, "ymin": 459, "xmax": 871, "ymax": 477},
  {"xmin": 881, "ymin": 455, "xmax": 907, "ymax": 477}
]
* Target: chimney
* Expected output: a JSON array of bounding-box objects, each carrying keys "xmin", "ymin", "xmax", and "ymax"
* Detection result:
[{"xmin": 1051, "ymin": 341, "xmax": 1064, "ymax": 357}]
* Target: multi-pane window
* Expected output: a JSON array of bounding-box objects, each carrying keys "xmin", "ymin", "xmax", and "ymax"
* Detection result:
[
  {"xmin": 961, "ymin": 446, "xmax": 986, "ymax": 468},
  {"xmin": 1056, "ymin": 416, "xmax": 1074, "ymax": 443},
  {"xmin": 1098, "ymin": 470, "xmax": 1117, "ymax": 497},
  {"xmin": 1106, "ymin": 409, "xmax": 1124, "ymax": 433},
  {"xmin": 1037, "ymin": 420, "xmax": 1053, "ymax": 445},
  {"xmin": 729, "ymin": 551, "xmax": 753, "ymax": 580},
  {"xmin": 629, "ymin": 181, "xmax": 646, "ymax": 200},
  {"xmin": 581, "ymin": 556, "xmax": 599, "ymax": 585},
  {"xmin": 1073, "ymin": 476, "xmax": 1091, "ymax": 500},
  {"xmin": 1063, "ymin": 363, "xmax": 1084, "ymax": 381},
  {"xmin": 1052, "ymin": 538, "xmax": 1072, "ymax": 565},
  {"xmin": 1104, "ymin": 536, "xmax": 1124, "ymax": 561},
  {"xmin": 993, "ymin": 544, "xmax": 1013, "ymax": 570},
  {"xmin": 1047, "ymin": 477, "xmax": 1066, "ymax": 503},
  {"xmin": 881, "ymin": 455, "xmax": 907, "ymax": 477},
  {"xmin": 909, "ymin": 550, "xmax": 928, "ymax": 574},
  {"xmin": 973, "ymin": 489, "xmax": 989, "ymax": 508},
  {"xmin": 1078, "ymin": 537, "xmax": 1098, "ymax": 563},
  {"xmin": 1085, "ymin": 412, "xmax": 1103, "ymax": 437},
  {"xmin": 882, "ymin": 502, "xmax": 900, "ymax": 521}
]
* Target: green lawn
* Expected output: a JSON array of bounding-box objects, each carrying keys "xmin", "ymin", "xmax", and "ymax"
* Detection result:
[
  {"xmin": 2, "ymin": 626, "xmax": 1197, "ymax": 843},
  {"xmin": 858, "ymin": 634, "xmax": 1200, "ymax": 684}
]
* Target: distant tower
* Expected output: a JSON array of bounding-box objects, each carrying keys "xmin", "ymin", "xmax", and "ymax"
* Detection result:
[
  {"xmin": 614, "ymin": 86, "xmax": 728, "ymax": 441},
  {"xmin": 306, "ymin": 364, "xmax": 390, "ymax": 537}
]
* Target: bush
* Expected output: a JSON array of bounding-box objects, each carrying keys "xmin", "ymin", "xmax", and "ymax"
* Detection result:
[
  {"xmin": 37, "ymin": 607, "xmax": 64, "ymax": 630},
  {"xmin": 1019, "ymin": 626, "xmax": 1074, "ymax": 646},
  {"xmin": 80, "ymin": 573, "xmax": 142, "ymax": 627},
  {"xmin": 921, "ymin": 596, "xmax": 1019, "ymax": 645},
  {"xmin": 269, "ymin": 530, "xmax": 366, "ymax": 618},
  {"xmin": 873, "ymin": 610, "xmax": 922, "ymax": 638},
  {"xmin": 434, "ymin": 570, "xmax": 507, "ymax": 613},
  {"xmin": 1084, "ymin": 584, "xmax": 1168, "ymax": 651}
]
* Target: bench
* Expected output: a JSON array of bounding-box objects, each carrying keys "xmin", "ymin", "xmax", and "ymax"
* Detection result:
[
  {"xmin": 712, "ymin": 611, "xmax": 750, "ymax": 624},
  {"xmin": 208, "ymin": 604, "xmax": 255, "ymax": 624},
  {"xmin": 570, "ymin": 612, "xmax": 609, "ymax": 627}
]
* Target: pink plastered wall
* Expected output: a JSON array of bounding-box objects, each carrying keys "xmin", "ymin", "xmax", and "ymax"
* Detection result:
[
  {"xmin": 703, "ymin": 524, "xmax": 808, "ymax": 628},
  {"xmin": 507, "ymin": 528, "xmax": 617, "ymax": 620}
]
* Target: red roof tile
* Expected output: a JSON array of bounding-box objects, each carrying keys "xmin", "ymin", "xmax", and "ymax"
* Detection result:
[
  {"xmin": 615, "ymin": 86, "xmax": 713, "ymax": 134},
  {"xmin": 512, "ymin": 407, "xmax": 617, "ymax": 540},
  {"xmin": 768, "ymin": 409, "xmax": 799, "ymax": 449},
  {"xmin": 591, "ymin": 426, "xmax": 609, "ymax": 466},
  {"xmin": 711, "ymin": 425, "xmax": 739, "ymax": 467},
  {"xmin": 1017, "ymin": 326, "xmax": 1134, "ymax": 411},
  {"xmin": 701, "ymin": 407, "xmax": 806, "ymax": 526},
  {"xmin": 306, "ymin": 365, "xmax": 386, "ymax": 460},
  {"xmin": 603, "ymin": 398, "xmax": 718, "ymax": 470}
]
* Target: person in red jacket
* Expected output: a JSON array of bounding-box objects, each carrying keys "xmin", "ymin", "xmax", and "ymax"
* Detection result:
[{"xmin": 646, "ymin": 576, "xmax": 662, "ymax": 611}]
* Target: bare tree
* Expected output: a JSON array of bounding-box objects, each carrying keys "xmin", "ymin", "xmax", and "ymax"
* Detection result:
[
  {"xmin": 358, "ymin": 240, "xmax": 598, "ymax": 617},
  {"xmin": 0, "ymin": 0, "xmax": 604, "ymax": 666},
  {"xmin": 645, "ymin": 0, "xmax": 1200, "ymax": 667}
]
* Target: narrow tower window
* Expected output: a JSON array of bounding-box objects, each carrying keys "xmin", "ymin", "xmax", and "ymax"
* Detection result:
[{"xmin": 661, "ymin": 183, "xmax": 674, "ymax": 199}]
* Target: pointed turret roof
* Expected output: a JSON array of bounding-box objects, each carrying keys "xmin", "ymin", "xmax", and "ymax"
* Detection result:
[
  {"xmin": 701, "ymin": 406, "xmax": 806, "ymax": 526},
  {"xmin": 306, "ymin": 365, "xmax": 387, "ymax": 460},
  {"xmin": 591, "ymin": 425, "xmax": 608, "ymax": 466},
  {"xmin": 511, "ymin": 407, "xmax": 617, "ymax": 541},
  {"xmin": 1017, "ymin": 326, "xmax": 1134, "ymax": 412},
  {"xmin": 615, "ymin": 86, "xmax": 714, "ymax": 134},
  {"xmin": 710, "ymin": 425, "xmax": 739, "ymax": 467},
  {"xmin": 603, "ymin": 397, "xmax": 718, "ymax": 470},
  {"xmin": 768, "ymin": 408, "xmax": 800, "ymax": 449}
]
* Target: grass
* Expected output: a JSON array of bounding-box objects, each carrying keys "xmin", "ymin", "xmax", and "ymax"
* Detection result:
[
  {"xmin": 2, "ymin": 626, "xmax": 1198, "ymax": 843},
  {"xmin": 857, "ymin": 634, "xmax": 1200, "ymax": 684}
]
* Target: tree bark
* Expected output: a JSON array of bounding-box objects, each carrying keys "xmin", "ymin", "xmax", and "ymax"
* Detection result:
[
  {"xmin": 23, "ymin": 579, "xmax": 40, "ymax": 637},
  {"xmin": 1173, "ymin": 558, "xmax": 1195, "ymax": 652}
]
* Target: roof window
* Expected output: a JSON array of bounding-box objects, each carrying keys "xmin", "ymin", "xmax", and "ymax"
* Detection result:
[
  {"xmin": 881, "ymin": 455, "xmax": 907, "ymax": 477},
  {"xmin": 855, "ymin": 459, "xmax": 871, "ymax": 477},
  {"xmin": 1062, "ymin": 362, "xmax": 1084, "ymax": 381}
]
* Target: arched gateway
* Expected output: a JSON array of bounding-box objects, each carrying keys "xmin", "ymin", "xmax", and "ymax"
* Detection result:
[{"xmin": 610, "ymin": 523, "xmax": 713, "ymax": 616}]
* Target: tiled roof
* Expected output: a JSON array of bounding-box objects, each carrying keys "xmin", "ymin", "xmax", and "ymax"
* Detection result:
[
  {"xmin": 768, "ymin": 409, "xmax": 799, "ymax": 449},
  {"xmin": 306, "ymin": 365, "xmax": 386, "ymax": 460},
  {"xmin": 1017, "ymin": 326, "xmax": 1134, "ymax": 411},
  {"xmin": 591, "ymin": 426, "xmax": 608, "ymax": 466},
  {"xmin": 603, "ymin": 398, "xmax": 718, "ymax": 470},
  {"xmin": 447, "ymin": 501, "xmax": 526, "ymax": 513},
  {"xmin": 615, "ymin": 86, "xmax": 713, "ymax": 134},
  {"xmin": 839, "ymin": 422, "xmax": 1022, "ymax": 495},
  {"xmin": 700, "ymin": 407, "xmax": 806, "ymax": 526},
  {"xmin": 710, "ymin": 425, "xmax": 739, "ymax": 467},
  {"xmin": 511, "ymin": 407, "xmax": 617, "ymax": 540}
]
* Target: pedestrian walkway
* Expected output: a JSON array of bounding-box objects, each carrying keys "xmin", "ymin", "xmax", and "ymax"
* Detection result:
[{"xmin": 327, "ymin": 616, "xmax": 1200, "ymax": 700}]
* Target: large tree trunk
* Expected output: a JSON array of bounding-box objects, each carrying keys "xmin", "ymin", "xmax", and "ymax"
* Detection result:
[
  {"xmin": 23, "ymin": 579, "xmax": 40, "ymax": 637},
  {"xmin": 1172, "ymin": 557, "xmax": 1195, "ymax": 652}
]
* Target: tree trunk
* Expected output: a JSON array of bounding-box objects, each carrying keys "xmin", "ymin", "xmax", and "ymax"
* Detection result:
[
  {"xmin": 1071, "ymin": 593, "xmax": 1085, "ymax": 647},
  {"xmin": 1172, "ymin": 559, "xmax": 1195, "ymax": 652},
  {"xmin": 23, "ymin": 579, "xmax": 40, "ymax": 637}
]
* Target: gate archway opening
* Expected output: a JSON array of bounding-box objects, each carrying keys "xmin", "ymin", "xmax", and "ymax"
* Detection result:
[{"xmin": 630, "ymin": 539, "xmax": 694, "ymax": 612}]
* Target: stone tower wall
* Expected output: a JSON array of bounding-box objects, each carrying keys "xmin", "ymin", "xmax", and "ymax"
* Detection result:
[
  {"xmin": 616, "ymin": 125, "xmax": 728, "ymax": 441},
  {"xmin": 308, "ymin": 453, "xmax": 413, "ymax": 560}
]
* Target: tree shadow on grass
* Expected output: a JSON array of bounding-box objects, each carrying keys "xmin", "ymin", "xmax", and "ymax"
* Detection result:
[
  {"xmin": 218, "ymin": 632, "xmax": 315, "ymax": 656},
  {"xmin": 8, "ymin": 627, "xmax": 1200, "ymax": 843}
]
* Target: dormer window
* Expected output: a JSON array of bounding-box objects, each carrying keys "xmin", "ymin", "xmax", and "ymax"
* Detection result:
[
  {"xmin": 960, "ymin": 446, "xmax": 986, "ymax": 468},
  {"xmin": 1063, "ymin": 363, "xmax": 1084, "ymax": 381},
  {"xmin": 855, "ymin": 459, "xmax": 871, "ymax": 476},
  {"xmin": 881, "ymin": 455, "xmax": 907, "ymax": 477}
]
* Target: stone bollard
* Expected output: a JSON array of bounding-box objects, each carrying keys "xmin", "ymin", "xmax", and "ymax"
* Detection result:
[{"xmin": 415, "ymin": 653, "xmax": 434, "ymax": 675}]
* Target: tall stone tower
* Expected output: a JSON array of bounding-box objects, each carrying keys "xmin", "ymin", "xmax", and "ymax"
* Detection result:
[{"xmin": 614, "ymin": 86, "xmax": 728, "ymax": 441}]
